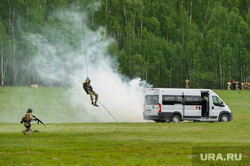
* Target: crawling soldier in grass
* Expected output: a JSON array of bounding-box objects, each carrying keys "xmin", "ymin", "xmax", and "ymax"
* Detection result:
[
  {"xmin": 20, "ymin": 108, "xmax": 36, "ymax": 137},
  {"xmin": 83, "ymin": 77, "xmax": 99, "ymax": 107}
]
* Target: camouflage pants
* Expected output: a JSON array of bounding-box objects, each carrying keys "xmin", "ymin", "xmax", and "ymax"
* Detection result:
[
  {"xmin": 23, "ymin": 122, "xmax": 32, "ymax": 137},
  {"xmin": 87, "ymin": 90, "xmax": 98, "ymax": 103}
]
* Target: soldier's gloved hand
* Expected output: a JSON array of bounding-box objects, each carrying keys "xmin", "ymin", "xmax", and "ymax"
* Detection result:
[{"xmin": 20, "ymin": 121, "xmax": 23, "ymax": 124}]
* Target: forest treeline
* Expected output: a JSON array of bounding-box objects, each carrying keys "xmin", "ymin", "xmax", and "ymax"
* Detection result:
[{"xmin": 0, "ymin": 0, "xmax": 250, "ymax": 88}]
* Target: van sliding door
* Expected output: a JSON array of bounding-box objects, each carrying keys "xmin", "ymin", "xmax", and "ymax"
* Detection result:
[{"xmin": 183, "ymin": 91, "xmax": 202, "ymax": 119}]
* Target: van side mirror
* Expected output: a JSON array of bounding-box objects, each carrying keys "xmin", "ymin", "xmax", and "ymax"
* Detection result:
[
  {"xmin": 212, "ymin": 106, "xmax": 214, "ymax": 109},
  {"xmin": 222, "ymin": 102, "xmax": 225, "ymax": 107}
]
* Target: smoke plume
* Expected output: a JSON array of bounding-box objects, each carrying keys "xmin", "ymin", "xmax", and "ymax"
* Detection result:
[{"xmin": 27, "ymin": 10, "xmax": 150, "ymax": 122}]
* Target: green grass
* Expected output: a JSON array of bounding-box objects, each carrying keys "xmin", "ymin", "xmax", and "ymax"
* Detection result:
[
  {"xmin": 0, "ymin": 87, "xmax": 81, "ymax": 123},
  {"xmin": 0, "ymin": 87, "xmax": 250, "ymax": 165}
]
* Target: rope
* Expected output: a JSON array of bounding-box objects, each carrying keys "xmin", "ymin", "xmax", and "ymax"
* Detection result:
[
  {"xmin": 79, "ymin": 4, "xmax": 118, "ymax": 134},
  {"xmin": 98, "ymin": 101, "xmax": 119, "ymax": 134},
  {"xmin": 80, "ymin": 3, "xmax": 88, "ymax": 77}
]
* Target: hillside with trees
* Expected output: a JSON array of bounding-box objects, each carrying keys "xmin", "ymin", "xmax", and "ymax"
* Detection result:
[{"xmin": 0, "ymin": 0, "xmax": 249, "ymax": 88}]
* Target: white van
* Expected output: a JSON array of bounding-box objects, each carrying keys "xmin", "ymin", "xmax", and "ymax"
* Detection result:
[{"xmin": 143, "ymin": 88, "xmax": 233, "ymax": 123}]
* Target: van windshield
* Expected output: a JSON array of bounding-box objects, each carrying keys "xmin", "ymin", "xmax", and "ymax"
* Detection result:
[
  {"xmin": 212, "ymin": 96, "xmax": 223, "ymax": 106},
  {"xmin": 145, "ymin": 95, "xmax": 159, "ymax": 105}
]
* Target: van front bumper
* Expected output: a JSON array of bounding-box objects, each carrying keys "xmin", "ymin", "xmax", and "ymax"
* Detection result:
[{"xmin": 229, "ymin": 112, "xmax": 233, "ymax": 121}]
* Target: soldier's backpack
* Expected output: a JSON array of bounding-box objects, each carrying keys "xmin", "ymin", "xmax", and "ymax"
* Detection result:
[{"xmin": 21, "ymin": 114, "xmax": 29, "ymax": 123}]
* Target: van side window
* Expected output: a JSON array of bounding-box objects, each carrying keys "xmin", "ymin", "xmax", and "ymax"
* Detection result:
[
  {"xmin": 212, "ymin": 96, "xmax": 223, "ymax": 106},
  {"xmin": 145, "ymin": 95, "xmax": 159, "ymax": 105},
  {"xmin": 184, "ymin": 96, "xmax": 201, "ymax": 105},
  {"xmin": 162, "ymin": 95, "xmax": 182, "ymax": 105}
]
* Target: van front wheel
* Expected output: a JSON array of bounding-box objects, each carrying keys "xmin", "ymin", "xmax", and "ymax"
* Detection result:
[
  {"xmin": 220, "ymin": 114, "xmax": 229, "ymax": 122},
  {"xmin": 171, "ymin": 115, "xmax": 181, "ymax": 123}
]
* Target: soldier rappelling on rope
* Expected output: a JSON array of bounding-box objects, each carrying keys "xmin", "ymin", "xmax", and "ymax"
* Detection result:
[{"xmin": 83, "ymin": 77, "xmax": 99, "ymax": 107}]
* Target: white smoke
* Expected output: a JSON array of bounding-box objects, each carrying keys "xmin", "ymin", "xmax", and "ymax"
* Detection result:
[{"xmin": 28, "ymin": 11, "xmax": 151, "ymax": 122}]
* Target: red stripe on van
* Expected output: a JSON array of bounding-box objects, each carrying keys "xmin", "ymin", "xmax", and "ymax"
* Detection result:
[{"xmin": 158, "ymin": 103, "xmax": 162, "ymax": 112}]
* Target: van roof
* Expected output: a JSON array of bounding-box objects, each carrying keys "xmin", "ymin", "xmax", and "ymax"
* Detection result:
[
  {"xmin": 145, "ymin": 88, "xmax": 212, "ymax": 94},
  {"xmin": 146, "ymin": 88, "xmax": 211, "ymax": 91}
]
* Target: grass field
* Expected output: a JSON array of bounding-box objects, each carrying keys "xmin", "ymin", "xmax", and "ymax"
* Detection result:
[{"xmin": 0, "ymin": 87, "xmax": 249, "ymax": 165}]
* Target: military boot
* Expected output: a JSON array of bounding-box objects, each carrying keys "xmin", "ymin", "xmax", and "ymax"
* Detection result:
[{"xmin": 94, "ymin": 102, "xmax": 99, "ymax": 107}]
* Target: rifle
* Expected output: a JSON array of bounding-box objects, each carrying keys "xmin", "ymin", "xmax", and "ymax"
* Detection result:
[{"xmin": 33, "ymin": 115, "xmax": 46, "ymax": 127}]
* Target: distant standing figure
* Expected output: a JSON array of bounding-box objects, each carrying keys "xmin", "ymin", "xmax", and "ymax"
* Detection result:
[
  {"xmin": 232, "ymin": 80, "xmax": 236, "ymax": 90},
  {"xmin": 83, "ymin": 77, "xmax": 99, "ymax": 107},
  {"xmin": 185, "ymin": 79, "xmax": 189, "ymax": 88},
  {"xmin": 246, "ymin": 81, "xmax": 249, "ymax": 90},
  {"xmin": 236, "ymin": 81, "xmax": 239, "ymax": 90},
  {"xmin": 20, "ymin": 108, "xmax": 35, "ymax": 137},
  {"xmin": 227, "ymin": 81, "xmax": 231, "ymax": 90},
  {"xmin": 241, "ymin": 81, "xmax": 245, "ymax": 90}
]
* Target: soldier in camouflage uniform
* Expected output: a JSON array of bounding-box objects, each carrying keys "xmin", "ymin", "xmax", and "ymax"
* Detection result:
[
  {"xmin": 21, "ymin": 108, "xmax": 35, "ymax": 137},
  {"xmin": 83, "ymin": 77, "xmax": 99, "ymax": 107}
]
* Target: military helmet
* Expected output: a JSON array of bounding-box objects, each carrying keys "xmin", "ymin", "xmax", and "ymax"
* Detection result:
[
  {"xmin": 86, "ymin": 77, "xmax": 91, "ymax": 83},
  {"xmin": 27, "ymin": 108, "xmax": 33, "ymax": 113}
]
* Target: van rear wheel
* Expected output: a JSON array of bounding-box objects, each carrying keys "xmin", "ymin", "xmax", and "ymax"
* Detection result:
[
  {"xmin": 171, "ymin": 115, "xmax": 181, "ymax": 123},
  {"xmin": 220, "ymin": 114, "xmax": 229, "ymax": 122}
]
